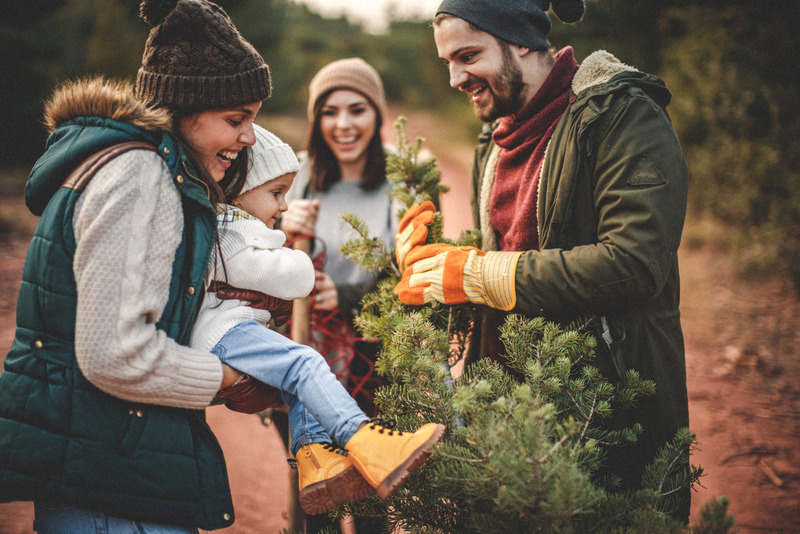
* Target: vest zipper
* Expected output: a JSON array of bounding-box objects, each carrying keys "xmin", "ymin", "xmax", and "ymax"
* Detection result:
[{"xmin": 182, "ymin": 161, "xmax": 210, "ymax": 198}]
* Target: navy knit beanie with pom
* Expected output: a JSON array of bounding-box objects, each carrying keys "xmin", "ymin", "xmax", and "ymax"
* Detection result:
[{"xmin": 436, "ymin": 0, "xmax": 585, "ymax": 50}]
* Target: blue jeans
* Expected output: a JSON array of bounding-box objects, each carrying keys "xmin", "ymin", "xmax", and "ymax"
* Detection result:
[
  {"xmin": 33, "ymin": 502, "xmax": 197, "ymax": 533},
  {"xmin": 212, "ymin": 321, "xmax": 368, "ymax": 454}
]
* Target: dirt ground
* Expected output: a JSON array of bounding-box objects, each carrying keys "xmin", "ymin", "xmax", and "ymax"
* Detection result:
[{"xmin": 1, "ymin": 116, "xmax": 799, "ymax": 533}]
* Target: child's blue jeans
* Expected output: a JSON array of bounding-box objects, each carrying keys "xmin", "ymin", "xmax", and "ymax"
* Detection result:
[{"xmin": 211, "ymin": 321, "xmax": 368, "ymax": 454}]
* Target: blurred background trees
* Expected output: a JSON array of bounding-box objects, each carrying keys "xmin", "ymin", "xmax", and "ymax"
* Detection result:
[{"xmin": 1, "ymin": 0, "xmax": 797, "ymax": 291}]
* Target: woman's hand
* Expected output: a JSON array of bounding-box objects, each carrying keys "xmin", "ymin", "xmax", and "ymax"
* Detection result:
[
  {"xmin": 282, "ymin": 198, "xmax": 319, "ymax": 238},
  {"xmin": 215, "ymin": 365, "xmax": 283, "ymax": 413},
  {"xmin": 220, "ymin": 363, "xmax": 244, "ymax": 388},
  {"xmin": 313, "ymin": 271, "xmax": 339, "ymax": 310}
]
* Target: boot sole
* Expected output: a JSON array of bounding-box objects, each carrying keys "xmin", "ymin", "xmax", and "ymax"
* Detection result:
[
  {"xmin": 299, "ymin": 464, "xmax": 375, "ymax": 515},
  {"xmin": 376, "ymin": 423, "xmax": 446, "ymax": 499}
]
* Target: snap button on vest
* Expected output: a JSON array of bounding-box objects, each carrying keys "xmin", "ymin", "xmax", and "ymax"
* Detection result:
[
  {"xmin": 34, "ymin": 340, "xmax": 43, "ymax": 349},
  {"xmin": 176, "ymin": 175, "xmax": 184, "ymax": 184},
  {"xmin": 187, "ymin": 286, "xmax": 195, "ymax": 295}
]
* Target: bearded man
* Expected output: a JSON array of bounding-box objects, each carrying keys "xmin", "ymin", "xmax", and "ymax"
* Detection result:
[{"xmin": 396, "ymin": 0, "xmax": 691, "ymax": 522}]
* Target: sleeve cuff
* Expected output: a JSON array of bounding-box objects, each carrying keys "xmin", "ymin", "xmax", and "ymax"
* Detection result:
[{"xmin": 481, "ymin": 251, "xmax": 522, "ymax": 311}]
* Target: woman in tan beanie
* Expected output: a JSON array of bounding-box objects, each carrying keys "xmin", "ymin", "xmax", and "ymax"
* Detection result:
[
  {"xmin": 0, "ymin": 0, "xmax": 281, "ymax": 531},
  {"xmin": 281, "ymin": 57, "xmax": 395, "ymax": 532}
]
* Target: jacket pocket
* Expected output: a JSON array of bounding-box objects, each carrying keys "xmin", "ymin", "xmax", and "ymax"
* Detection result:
[{"xmin": 597, "ymin": 314, "xmax": 627, "ymax": 379}]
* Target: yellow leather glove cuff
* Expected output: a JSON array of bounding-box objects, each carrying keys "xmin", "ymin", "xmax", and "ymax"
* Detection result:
[
  {"xmin": 463, "ymin": 250, "xmax": 522, "ymax": 311},
  {"xmin": 395, "ymin": 245, "xmax": 520, "ymax": 310}
]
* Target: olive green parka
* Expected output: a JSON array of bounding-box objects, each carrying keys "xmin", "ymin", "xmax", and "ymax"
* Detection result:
[{"xmin": 470, "ymin": 50, "xmax": 690, "ymax": 509}]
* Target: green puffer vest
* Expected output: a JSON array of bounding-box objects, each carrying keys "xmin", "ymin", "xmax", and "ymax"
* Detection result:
[{"xmin": 0, "ymin": 113, "xmax": 234, "ymax": 529}]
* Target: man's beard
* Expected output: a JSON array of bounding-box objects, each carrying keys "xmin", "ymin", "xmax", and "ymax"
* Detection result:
[{"xmin": 474, "ymin": 44, "xmax": 526, "ymax": 123}]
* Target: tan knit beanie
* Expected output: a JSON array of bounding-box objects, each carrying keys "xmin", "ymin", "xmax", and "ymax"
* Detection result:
[
  {"xmin": 307, "ymin": 58, "xmax": 387, "ymax": 122},
  {"xmin": 135, "ymin": 0, "xmax": 271, "ymax": 110},
  {"xmin": 240, "ymin": 125, "xmax": 299, "ymax": 195}
]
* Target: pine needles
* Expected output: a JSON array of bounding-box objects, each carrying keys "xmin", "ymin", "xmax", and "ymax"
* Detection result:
[{"xmin": 329, "ymin": 118, "xmax": 730, "ymax": 533}]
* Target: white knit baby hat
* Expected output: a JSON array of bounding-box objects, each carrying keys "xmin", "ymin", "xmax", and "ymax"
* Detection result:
[{"xmin": 241, "ymin": 124, "xmax": 300, "ymax": 195}]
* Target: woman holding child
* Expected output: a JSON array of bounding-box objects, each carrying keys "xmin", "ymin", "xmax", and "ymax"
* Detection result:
[
  {"xmin": 0, "ymin": 1, "xmax": 443, "ymax": 532},
  {"xmin": 0, "ymin": 0, "xmax": 275, "ymax": 530}
]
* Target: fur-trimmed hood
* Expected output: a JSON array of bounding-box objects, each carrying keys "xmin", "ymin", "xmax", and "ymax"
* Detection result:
[
  {"xmin": 27, "ymin": 77, "xmax": 173, "ymax": 215},
  {"xmin": 43, "ymin": 77, "xmax": 171, "ymax": 134},
  {"xmin": 572, "ymin": 49, "xmax": 671, "ymax": 109}
]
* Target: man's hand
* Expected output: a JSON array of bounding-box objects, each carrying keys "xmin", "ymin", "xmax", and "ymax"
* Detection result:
[
  {"xmin": 395, "ymin": 201, "xmax": 436, "ymax": 271},
  {"xmin": 395, "ymin": 243, "xmax": 522, "ymax": 311}
]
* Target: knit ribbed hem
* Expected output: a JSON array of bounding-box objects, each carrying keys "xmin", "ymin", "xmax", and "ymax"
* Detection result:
[
  {"xmin": 135, "ymin": 65, "xmax": 271, "ymax": 110},
  {"xmin": 160, "ymin": 344, "xmax": 225, "ymax": 408}
]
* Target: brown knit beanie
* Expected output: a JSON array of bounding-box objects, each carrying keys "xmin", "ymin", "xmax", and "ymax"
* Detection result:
[
  {"xmin": 135, "ymin": 0, "xmax": 271, "ymax": 110},
  {"xmin": 307, "ymin": 58, "xmax": 387, "ymax": 122}
]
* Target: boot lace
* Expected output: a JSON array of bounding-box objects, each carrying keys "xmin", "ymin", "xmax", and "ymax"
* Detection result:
[
  {"xmin": 368, "ymin": 417, "xmax": 404, "ymax": 436},
  {"xmin": 321, "ymin": 441, "xmax": 349, "ymax": 456},
  {"xmin": 286, "ymin": 442, "xmax": 348, "ymax": 469}
]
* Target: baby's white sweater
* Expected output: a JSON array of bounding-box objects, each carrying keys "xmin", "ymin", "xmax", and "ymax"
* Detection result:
[
  {"xmin": 190, "ymin": 205, "xmax": 315, "ymax": 352},
  {"xmin": 72, "ymin": 149, "xmax": 223, "ymax": 409}
]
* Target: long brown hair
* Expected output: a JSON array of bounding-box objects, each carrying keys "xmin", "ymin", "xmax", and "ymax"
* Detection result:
[
  {"xmin": 306, "ymin": 89, "xmax": 386, "ymax": 194},
  {"xmin": 167, "ymin": 108, "xmax": 251, "ymax": 287}
]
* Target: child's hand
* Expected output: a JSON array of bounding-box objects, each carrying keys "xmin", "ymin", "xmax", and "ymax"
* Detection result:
[{"xmin": 282, "ymin": 199, "xmax": 319, "ymax": 237}]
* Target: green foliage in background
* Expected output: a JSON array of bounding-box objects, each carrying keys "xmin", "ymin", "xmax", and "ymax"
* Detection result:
[
  {"xmin": 2, "ymin": 0, "xmax": 798, "ymax": 291},
  {"xmin": 550, "ymin": 0, "xmax": 663, "ymax": 72},
  {"xmin": 1, "ymin": 0, "xmax": 70, "ymax": 165},
  {"xmin": 660, "ymin": 4, "xmax": 800, "ymax": 290}
]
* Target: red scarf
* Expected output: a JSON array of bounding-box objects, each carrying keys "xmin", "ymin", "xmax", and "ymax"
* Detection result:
[
  {"xmin": 489, "ymin": 47, "xmax": 579, "ymax": 252},
  {"xmin": 486, "ymin": 47, "xmax": 579, "ymax": 366}
]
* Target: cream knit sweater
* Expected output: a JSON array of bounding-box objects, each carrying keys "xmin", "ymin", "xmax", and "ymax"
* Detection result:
[
  {"xmin": 190, "ymin": 204, "xmax": 315, "ymax": 352},
  {"xmin": 72, "ymin": 149, "xmax": 223, "ymax": 409}
]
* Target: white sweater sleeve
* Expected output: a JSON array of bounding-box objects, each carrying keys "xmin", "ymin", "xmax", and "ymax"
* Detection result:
[
  {"xmin": 215, "ymin": 214, "xmax": 315, "ymax": 300},
  {"xmin": 72, "ymin": 149, "xmax": 223, "ymax": 409}
]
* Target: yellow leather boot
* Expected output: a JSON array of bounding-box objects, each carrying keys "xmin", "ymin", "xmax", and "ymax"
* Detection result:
[
  {"xmin": 344, "ymin": 420, "xmax": 446, "ymax": 499},
  {"xmin": 295, "ymin": 442, "xmax": 374, "ymax": 515}
]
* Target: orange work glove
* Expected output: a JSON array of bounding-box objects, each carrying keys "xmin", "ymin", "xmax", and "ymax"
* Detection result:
[
  {"xmin": 395, "ymin": 201, "xmax": 436, "ymax": 271},
  {"xmin": 394, "ymin": 243, "xmax": 522, "ymax": 311}
]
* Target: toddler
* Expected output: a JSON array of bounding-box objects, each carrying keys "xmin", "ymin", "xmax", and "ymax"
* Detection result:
[{"xmin": 191, "ymin": 125, "xmax": 445, "ymax": 514}]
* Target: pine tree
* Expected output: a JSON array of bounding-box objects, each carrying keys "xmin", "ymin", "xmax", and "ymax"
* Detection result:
[{"xmin": 332, "ymin": 118, "xmax": 727, "ymax": 533}]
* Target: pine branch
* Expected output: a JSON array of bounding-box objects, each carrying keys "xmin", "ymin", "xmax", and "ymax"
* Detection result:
[{"xmin": 387, "ymin": 116, "xmax": 450, "ymax": 209}]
